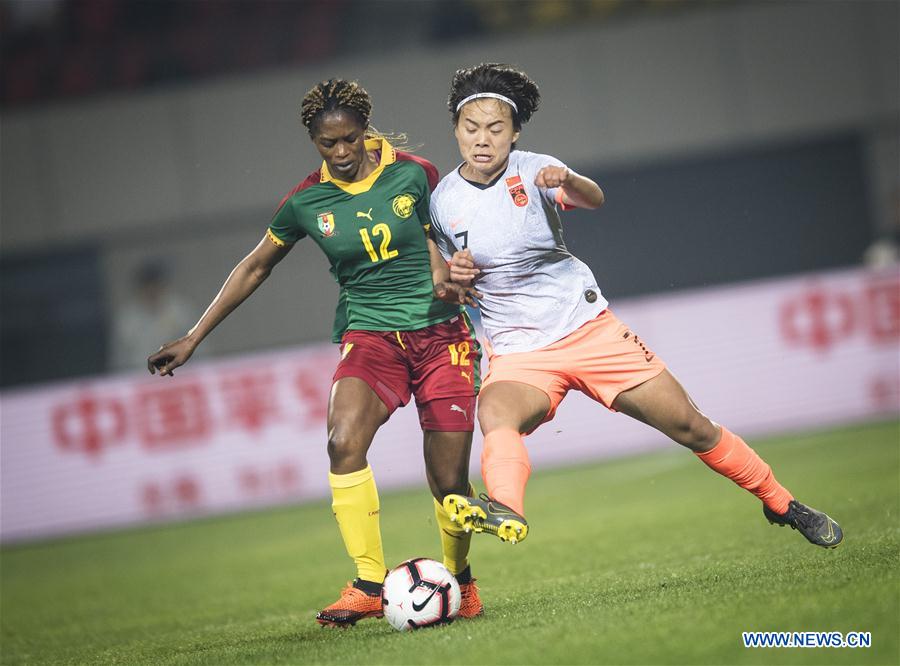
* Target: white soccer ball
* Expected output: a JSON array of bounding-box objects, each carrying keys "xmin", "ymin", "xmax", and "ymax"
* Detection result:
[{"xmin": 382, "ymin": 558, "xmax": 461, "ymax": 631}]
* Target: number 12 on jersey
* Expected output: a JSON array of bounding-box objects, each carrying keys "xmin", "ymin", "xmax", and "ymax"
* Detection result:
[{"xmin": 359, "ymin": 224, "xmax": 399, "ymax": 262}]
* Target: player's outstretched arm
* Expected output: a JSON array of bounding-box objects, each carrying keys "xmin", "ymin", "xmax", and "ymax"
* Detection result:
[
  {"xmin": 147, "ymin": 235, "xmax": 292, "ymax": 376},
  {"xmin": 535, "ymin": 166, "xmax": 605, "ymax": 210}
]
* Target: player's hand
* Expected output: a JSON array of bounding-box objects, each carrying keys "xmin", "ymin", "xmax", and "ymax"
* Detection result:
[
  {"xmin": 449, "ymin": 249, "xmax": 479, "ymax": 286},
  {"xmin": 434, "ymin": 280, "xmax": 482, "ymax": 308},
  {"xmin": 534, "ymin": 165, "xmax": 570, "ymax": 189},
  {"xmin": 147, "ymin": 337, "xmax": 196, "ymax": 377}
]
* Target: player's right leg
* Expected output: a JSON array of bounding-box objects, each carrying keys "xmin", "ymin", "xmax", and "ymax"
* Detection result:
[
  {"xmin": 317, "ymin": 377, "xmax": 389, "ymax": 626},
  {"xmin": 443, "ymin": 380, "xmax": 550, "ymax": 544},
  {"xmin": 317, "ymin": 334, "xmax": 412, "ymax": 627}
]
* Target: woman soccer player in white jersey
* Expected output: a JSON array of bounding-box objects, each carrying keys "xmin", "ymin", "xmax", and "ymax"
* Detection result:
[{"xmin": 429, "ymin": 63, "xmax": 842, "ymax": 549}]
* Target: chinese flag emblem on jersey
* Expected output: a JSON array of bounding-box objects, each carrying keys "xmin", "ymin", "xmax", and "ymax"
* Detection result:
[
  {"xmin": 506, "ymin": 176, "xmax": 528, "ymax": 207},
  {"xmin": 317, "ymin": 212, "xmax": 336, "ymax": 237}
]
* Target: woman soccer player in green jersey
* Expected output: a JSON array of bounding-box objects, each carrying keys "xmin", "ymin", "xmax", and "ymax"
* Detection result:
[{"xmin": 148, "ymin": 79, "xmax": 485, "ymax": 627}]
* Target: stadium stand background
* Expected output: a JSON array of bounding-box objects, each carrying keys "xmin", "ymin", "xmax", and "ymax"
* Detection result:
[
  {"xmin": 0, "ymin": 1, "xmax": 723, "ymax": 107},
  {"xmin": 1, "ymin": 0, "xmax": 898, "ymax": 387}
]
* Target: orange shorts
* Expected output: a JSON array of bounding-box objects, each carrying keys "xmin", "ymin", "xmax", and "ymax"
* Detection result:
[{"xmin": 482, "ymin": 310, "xmax": 666, "ymax": 429}]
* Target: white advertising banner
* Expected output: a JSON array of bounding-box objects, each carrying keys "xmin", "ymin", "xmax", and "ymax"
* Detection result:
[{"xmin": 2, "ymin": 266, "xmax": 897, "ymax": 542}]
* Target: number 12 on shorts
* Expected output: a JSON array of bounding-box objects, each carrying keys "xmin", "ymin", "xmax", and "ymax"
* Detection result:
[{"xmin": 447, "ymin": 341, "xmax": 471, "ymax": 366}]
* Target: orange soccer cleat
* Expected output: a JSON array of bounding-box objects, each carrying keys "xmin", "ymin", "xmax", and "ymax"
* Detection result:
[
  {"xmin": 457, "ymin": 578, "xmax": 484, "ymax": 619},
  {"xmin": 315, "ymin": 581, "xmax": 384, "ymax": 627}
]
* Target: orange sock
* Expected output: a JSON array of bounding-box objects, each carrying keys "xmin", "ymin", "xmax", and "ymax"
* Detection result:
[
  {"xmin": 696, "ymin": 427, "xmax": 793, "ymax": 514},
  {"xmin": 481, "ymin": 428, "xmax": 531, "ymax": 515}
]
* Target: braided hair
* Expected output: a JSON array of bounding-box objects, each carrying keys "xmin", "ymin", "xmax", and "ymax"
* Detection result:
[
  {"xmin": 448, "ymin": 63, "xmax": 541, "ymax": 130},
  {"xmin": 300, "ymin": 78, "xmax": 372, "ymax": 136}
]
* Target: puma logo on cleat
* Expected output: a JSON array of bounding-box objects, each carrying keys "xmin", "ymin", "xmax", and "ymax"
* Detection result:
[
  {"xmin": 357, "ymin": 208, "xmax": 373, "ymax": 221},
  {"xmin": 450, "ymin": 404, "xmax": 468, "ymax": 420}
]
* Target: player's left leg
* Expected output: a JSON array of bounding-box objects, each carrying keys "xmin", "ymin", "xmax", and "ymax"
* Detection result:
[
  {"xmin": 409, "ymin": 315, "xmax": 484, "ymax": 617},
  {"xmin": 423, "ymin": 429, "xmax": 482, "ymax": 618},
  {"xmin": 611, "ymin": 370, "xmax": 843, "ymax": 548}
]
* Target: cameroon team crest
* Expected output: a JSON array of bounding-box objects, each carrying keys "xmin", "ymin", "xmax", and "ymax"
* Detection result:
[
  {"xmin": 392, "ymin": 194, "xmax": 416, "ymax": 219},
  {"xmin": 317, "ymin": 211, "xmax": 336, "ymax": 237}
]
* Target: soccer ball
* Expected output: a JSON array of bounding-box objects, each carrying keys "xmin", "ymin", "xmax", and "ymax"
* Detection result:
[{"xmin": 382, "ymin": 558, "xmax": 461, "ymax": 631}]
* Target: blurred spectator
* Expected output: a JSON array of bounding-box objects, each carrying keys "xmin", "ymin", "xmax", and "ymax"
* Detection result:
[{"xmin": 109, "ymin": 260, "xmax": 204, "ymax": 372}]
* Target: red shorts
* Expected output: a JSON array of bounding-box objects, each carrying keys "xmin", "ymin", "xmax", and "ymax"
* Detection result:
[
  {"xmin": 482, "ymin": 309, "xmax": 666, "ymax": 431},
  {"xmin": 333, "ymin": 313, "xmax": 481, "ymax": 432}
]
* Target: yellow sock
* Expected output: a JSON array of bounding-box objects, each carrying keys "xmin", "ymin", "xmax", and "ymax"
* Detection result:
[
  {"xmin": 433, "ymin": 484, "xmax": 474, "ymax": 575},
  {"xmin": 329, "ymin": 465, "xmax": 386, "ymax": 584}
]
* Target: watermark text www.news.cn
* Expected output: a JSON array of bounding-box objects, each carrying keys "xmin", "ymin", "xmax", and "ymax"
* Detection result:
[{"xmin": 742, "ymin": 631, "xmax": 871, "ymax": 648}]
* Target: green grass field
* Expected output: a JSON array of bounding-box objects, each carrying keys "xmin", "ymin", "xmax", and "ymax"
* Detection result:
[{"xmin": 2, "ymin": 420, "xmax": 898, "ymax": 665}]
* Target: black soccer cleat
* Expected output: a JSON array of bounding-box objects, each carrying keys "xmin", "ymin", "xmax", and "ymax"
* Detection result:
[
  {"xmin": 443, "ymin": 493, "xmax": 529, "ymax": 544},
  {"xmin": 763, "ymin": 499, "xmax": 843, "ymax": 549}
]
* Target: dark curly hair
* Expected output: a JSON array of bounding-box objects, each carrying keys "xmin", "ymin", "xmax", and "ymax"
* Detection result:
[
  {"xmin": 447, "ymin": 63, "xmax": 540, "ymax": 130},
  {"xmin": 300, "ymin": 78, "xmax": 372, "ymax": 136}
]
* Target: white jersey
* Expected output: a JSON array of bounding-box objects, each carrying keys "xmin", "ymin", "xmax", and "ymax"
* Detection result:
[{"xmin": 430, "ymin": 150, "xmax": 607, "ymax": 355}]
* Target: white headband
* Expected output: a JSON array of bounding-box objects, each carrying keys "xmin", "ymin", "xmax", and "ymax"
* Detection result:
[{"xmin": 455, "ymin": 92, "xmax": 518, "ymax": 113}]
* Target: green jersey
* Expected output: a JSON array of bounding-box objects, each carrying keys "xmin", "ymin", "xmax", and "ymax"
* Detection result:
[{"xmin": 268, "ymin": 138, "xmax": 461, "ymax": 342}]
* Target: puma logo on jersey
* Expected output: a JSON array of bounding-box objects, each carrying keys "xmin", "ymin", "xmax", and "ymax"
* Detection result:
[
  {"xmin": 459, "ymin": 371, "xmax": 472, "ymax": 384},
  {"xmin": 356, "ymin": 208, "xmax": 373, "ymax": 221},
  {"xmin": 450, "ymin": 403, "xmax": 469, "ymax": 420}
]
